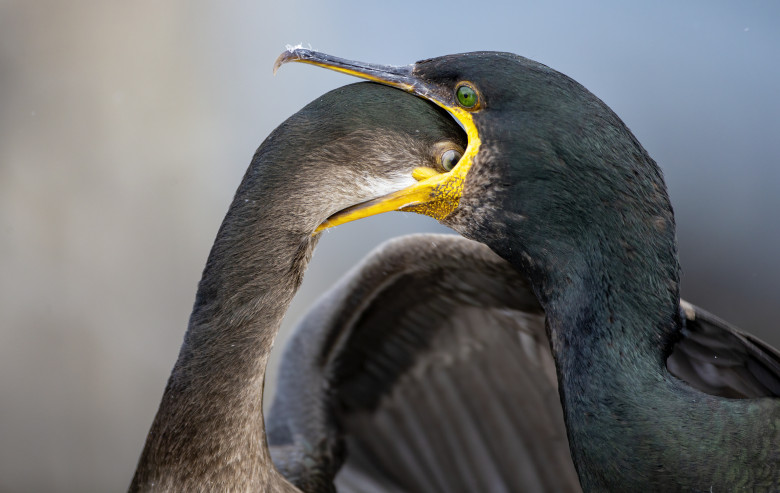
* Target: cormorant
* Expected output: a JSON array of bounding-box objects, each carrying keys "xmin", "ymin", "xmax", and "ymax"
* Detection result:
[
  {"xmin": 128, "ymin": 82, "xmax": 465, "ymax": 492},
  {"xmin": 129, "ymin": 82, "xmax": 581, "ymax": 492},
  {"xmin": 276, "ymin": 48, "xmax": 780, "ymax": 491}
]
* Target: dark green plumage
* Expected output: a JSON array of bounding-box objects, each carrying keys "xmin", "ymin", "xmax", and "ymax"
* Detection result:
[
  {"xmin": 423, "ymin": 52, "xmax": 780, "ymax": 491},
  {"xmin": 279, "ymin": 49, "xmax": 780, "ymax": 491}
]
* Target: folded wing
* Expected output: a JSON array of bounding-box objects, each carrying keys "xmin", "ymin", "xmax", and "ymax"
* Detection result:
[
  {"xmin": 668, "ymin": 300, "xmax": 780, "ymax": 398},
  {"xmin": 267, "ymin": 234, "xmax": 581, "ymax": 493}
]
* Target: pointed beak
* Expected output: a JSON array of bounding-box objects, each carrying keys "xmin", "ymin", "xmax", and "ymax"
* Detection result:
[
  {"xmin": 274, "ymin": 48, "xmax": 481, "ymax": 231},
  {"xmin": 275, "ymin": 49, "xmax": 427, "ymax": 97}
]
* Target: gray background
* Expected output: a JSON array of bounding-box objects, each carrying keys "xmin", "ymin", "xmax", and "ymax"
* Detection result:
[{"xmin": 1, "ymin": 1, "xmax": 778, "ymax": 491}]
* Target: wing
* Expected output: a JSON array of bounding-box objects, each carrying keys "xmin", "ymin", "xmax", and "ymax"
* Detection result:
[
  {"xmin": 267, "ymin": 234, "xmax": 581, "ymax": 493},
  {"xmin": 667, "ymin": 300, "xmax": 780, "ymax": 399}
]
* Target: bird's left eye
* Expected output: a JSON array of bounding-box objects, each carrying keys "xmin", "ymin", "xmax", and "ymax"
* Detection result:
[
  {"xmin": 440, "ymin": 149, "xmax": 462, "ymax": 171},
  {"xmin": 455, "ymin": 84, "xmax": 478, "ymax": 108}
]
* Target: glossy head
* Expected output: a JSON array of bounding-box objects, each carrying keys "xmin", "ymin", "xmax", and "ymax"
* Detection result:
[{"xmin": 275, "ymin": 50, "xmax": 678, "ymax": 296}]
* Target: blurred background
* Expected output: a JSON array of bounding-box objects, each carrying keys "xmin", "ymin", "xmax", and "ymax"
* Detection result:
[{"xmin": 1, "ymin": 1, "xmax": 778, "ymax": 491}]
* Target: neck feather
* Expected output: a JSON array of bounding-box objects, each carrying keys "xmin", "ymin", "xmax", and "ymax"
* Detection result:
[{"xmin": 130, "ymin": 178, "xmax": 315, "ymax": 491}]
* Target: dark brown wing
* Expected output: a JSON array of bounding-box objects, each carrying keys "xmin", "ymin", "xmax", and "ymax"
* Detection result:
[
  {"xmin": 667, "ymin": 300, "xmax": 780, "ymax": 399},
  {"xmin": 267, "ymin": 234, "xmax": 581, "ymax": 493}
]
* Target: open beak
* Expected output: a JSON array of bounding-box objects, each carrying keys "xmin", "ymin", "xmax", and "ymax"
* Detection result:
[{"xmin": 274, "ymin": 48, "xmax": 480, "ymax": 232}]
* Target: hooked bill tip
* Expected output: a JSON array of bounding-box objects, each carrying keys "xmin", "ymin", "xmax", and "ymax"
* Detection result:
[{"xmin": 272, "ymin": 47, "xmax": 315, "ymax": 75}]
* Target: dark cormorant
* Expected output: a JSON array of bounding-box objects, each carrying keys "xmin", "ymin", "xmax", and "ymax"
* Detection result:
[
  {"xmin": 276, "ymin": 48, "xmax": 780, "ymax": 491},
  {"xmin": 129, "ymin": 81, "xmax": 581, "ymax": 492}
]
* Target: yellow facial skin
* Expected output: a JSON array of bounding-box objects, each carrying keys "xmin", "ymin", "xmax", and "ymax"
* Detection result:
[
  {"xmin": 316, "ymin": 107, "xmax": 480, "ymax": 232},
  {"xmin": 274, "ymin": 49, "xmax": 481, "ymax": 232}
]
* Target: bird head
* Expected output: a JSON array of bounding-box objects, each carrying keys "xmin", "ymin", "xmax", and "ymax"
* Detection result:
[
  {"xmin": 241, "ymin": 81, "xmax": 466, "ymax": 236},
  {"xmin": 275, "ymin": 49, "xmax": 678, "ymax": 298}
]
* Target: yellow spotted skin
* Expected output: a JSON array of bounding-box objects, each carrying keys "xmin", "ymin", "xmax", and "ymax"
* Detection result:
[
  {"xmin": 403, "ymin": 163, "xmax": 468, "ymax": 220},
  {"xmin": 404, "ymin": 106, "xmax": 480, "ymax": 220},
  {"xmin": 403, "ymin": 188, "xmax": 460, "ymax": 220}
]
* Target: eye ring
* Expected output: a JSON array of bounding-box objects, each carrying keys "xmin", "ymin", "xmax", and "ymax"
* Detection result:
[
  {"xmin": 455, "ymin": 82, "xmax": 480, "ymax": 109},
  {"xmin": 439, "ymin": 148, "xmax": 463, "ymax": 172}
]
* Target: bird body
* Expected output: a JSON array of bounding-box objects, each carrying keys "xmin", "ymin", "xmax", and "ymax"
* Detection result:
[
  {"xmin": 278, "ymin": 49, "xmax": 780, "ymax": 491},
  {"xmin": 445, "ymin": 55, "xmax": 780, "ymax": 489}
]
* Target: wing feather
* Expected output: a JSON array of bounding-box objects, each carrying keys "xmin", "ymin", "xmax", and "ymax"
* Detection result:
[
  {"xmin": 668, "ymin": 301, "xmax": 780, "ymax": 398},
  {"xmin": 268, "ymin": 234, "xmax": 581, "ymax": 492}
]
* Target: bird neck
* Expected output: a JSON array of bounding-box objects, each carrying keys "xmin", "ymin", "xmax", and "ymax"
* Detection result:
[
  {"xmin": 130, "ymin": 174, "xmax": 315, "ymax": 491},
  {"xmin": 493, "ymin": 222, "xmax": 683, "ymax": 480},
  {"xmin": 541, "ymin": 246, "xmax": 682, "ymax": 382},
  {"xmin": 487, "ymin": 177, "xmax": 686, "ymax": 485},
  {"xmin": 469, "ymin": 114, "xmax": 684, "ymax": 375}
]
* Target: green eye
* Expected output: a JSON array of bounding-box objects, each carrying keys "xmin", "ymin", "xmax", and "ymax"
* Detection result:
[
  {"xmin": 440, "ymin": 149, "xmax": 462, "ymax": 171},
  {"xmin": 456, "ymin": 84, "xmax": 478, "ymax": 108}
]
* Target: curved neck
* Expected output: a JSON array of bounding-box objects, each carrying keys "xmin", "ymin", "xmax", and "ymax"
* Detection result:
[
  {"xmin": 491, "ymin": 181, "xmax": 685, "ymax": 488},
  {"xmin": 468, "ymin": 118, "xmax": 683, "ymax": 374},
  {"xmin": 543, "ymin": 251, "xmax": 681, "ymax": 384},
  {"xmin": 130, "ymin": 171, "xmax": 314, "ymax": 491}
]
